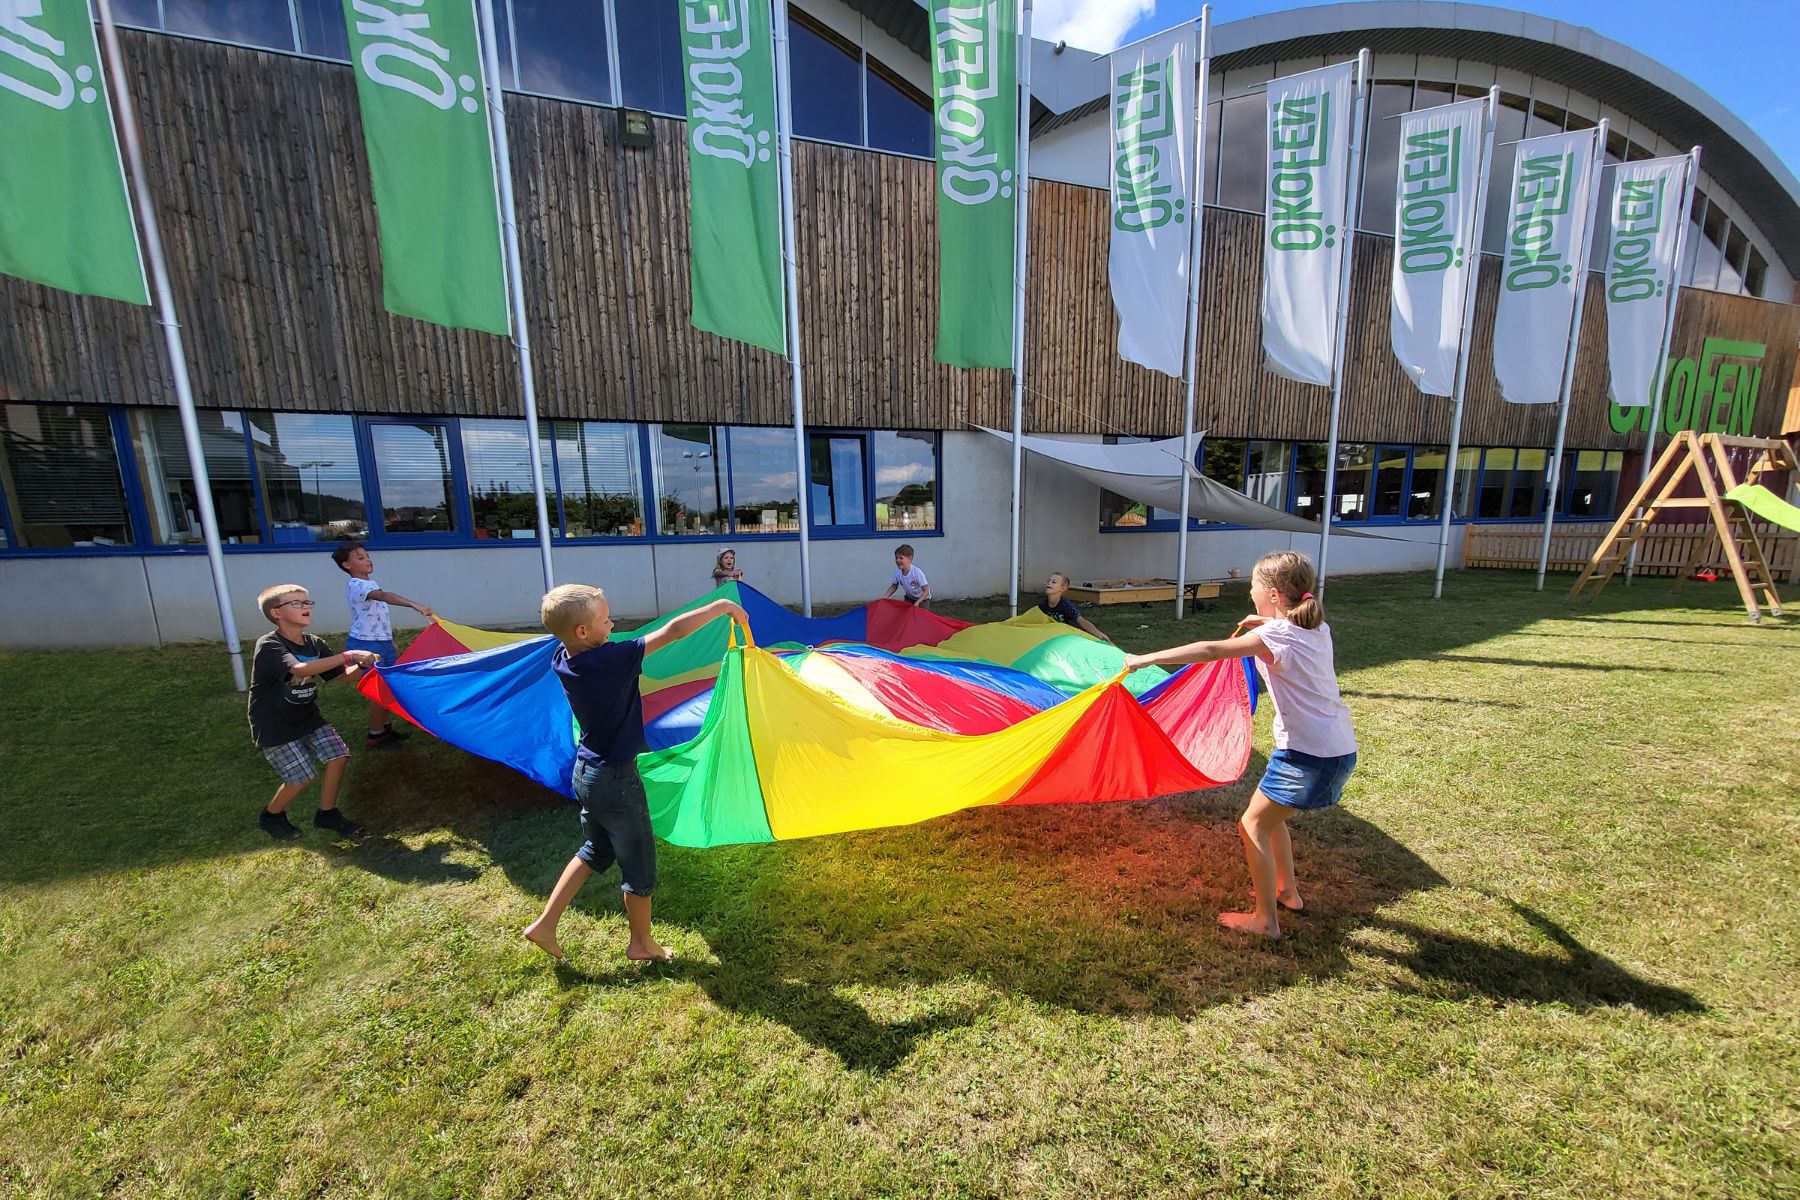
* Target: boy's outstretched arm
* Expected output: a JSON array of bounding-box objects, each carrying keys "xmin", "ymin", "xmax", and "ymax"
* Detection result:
[
  {"xmin": 1077, "ymin": 616, "xmax": 1111, "ymax": 644},
  {"xmin": 368, "ymin": 589, "xmax": 435, "ymax": 619},
  {"xmin": 642, "ymin": 599, "xmax": 750, "ymax": 655},
  {"xmin": 1123, "ymin": 631, "xmax": 1269, "ymax": 672}
]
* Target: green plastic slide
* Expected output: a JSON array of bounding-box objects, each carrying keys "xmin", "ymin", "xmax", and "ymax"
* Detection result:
[{"xmin": 1725, "ymin": 484, "xmax": 1800, "ymax": 533}]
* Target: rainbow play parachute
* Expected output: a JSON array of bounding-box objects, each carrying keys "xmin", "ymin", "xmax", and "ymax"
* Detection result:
[{"xmin": 359, "ymin": 583, "xmax": 1255, "ymax": 847}]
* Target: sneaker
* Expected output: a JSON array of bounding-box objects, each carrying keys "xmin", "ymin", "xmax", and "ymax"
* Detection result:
[
  {"xmin": 377, "ymin": 724, "xmax": 410, "ymax": 742},
  {"xmin": 365, "ymin": 730, "xmax": 401, "ymax": 750},
  {"xmin": 259, "ymin": 809, "xmax": 301, "ymax": 841},
  {"xmin": 313, "ymin": 808, "xmax": 364, "ymax": 837}
]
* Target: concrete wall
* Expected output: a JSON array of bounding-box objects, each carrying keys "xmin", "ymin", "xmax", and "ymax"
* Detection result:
[{"xmin": 0, "ymin": 433, "xmax": 1016, "ymax": 648}]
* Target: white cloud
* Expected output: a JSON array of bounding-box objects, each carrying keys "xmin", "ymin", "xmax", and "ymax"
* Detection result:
[{"xmin": 1033, "ymin": 0, "xmax": 1157, "ymax": 53}]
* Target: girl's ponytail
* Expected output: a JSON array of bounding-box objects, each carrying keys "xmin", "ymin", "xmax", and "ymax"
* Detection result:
[{"xmin": 1253, "ymin": 551, "xmax": 1324, "ymax": 630}]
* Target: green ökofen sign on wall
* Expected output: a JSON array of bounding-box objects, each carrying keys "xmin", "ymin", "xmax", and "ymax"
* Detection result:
[{"xmin": 1609, "ymin": 337, "xmax": 1766, "ymax": 436}]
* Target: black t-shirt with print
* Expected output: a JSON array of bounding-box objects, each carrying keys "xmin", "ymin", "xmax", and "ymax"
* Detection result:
[
  {"xmin": 1038, "ymin": 597, "xmax": 1083, "ymax": 626},
  {"xmin": 247, "ymin": 631, "xmax": 343, "ymax": 748}
]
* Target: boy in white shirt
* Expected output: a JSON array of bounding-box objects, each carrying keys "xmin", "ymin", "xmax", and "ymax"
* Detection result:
[
  {"xmin": 880, "ymin": 544, "xmax": 932, "ymax": 608},
  {"xmin": 332, "ymin": 541, "xmax": 435, "ymax": 749}
]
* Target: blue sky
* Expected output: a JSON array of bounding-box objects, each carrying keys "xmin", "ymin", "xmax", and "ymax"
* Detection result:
[{"xmin": 1038, "ymin": 1, "xmax": 1800, "ymax": 176}]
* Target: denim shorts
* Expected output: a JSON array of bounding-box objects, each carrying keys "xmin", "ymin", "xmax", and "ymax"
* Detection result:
[
  {"xmin": 345, "ymin": 636, "xmax": 399, "ymax": 668},
  {"xmin": 1259, "ymin": 747, "xmax": 1358, "ymax": 811},
  {"xmin": 573, "ymin": 758, "xmax": 657, "ymax": 897},
  {"xmin": 263, "ymin": 725, "xmax": 350, "ymax": 784}
]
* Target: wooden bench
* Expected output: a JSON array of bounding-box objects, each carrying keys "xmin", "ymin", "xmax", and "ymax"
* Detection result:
[{"xmin": 1065, "ymin": 577, "xmax": 1227, "ymax": 608}]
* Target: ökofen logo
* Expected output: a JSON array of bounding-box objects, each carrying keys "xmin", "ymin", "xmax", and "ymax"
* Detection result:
[
  {"xmin": 1267, "ymin": 91, "xmax": 1334, "ymax": 251},
  {"xmin": 683, "ymin": 0, "xmax": 771, "ymax": 168},
  {"xmin": 0, "ymin": 0, "xmax": 102, "ymax": 110},
  {"xmin": 933, "ymin": 2, "xmax": 1012, "ymax": 206},
  {"xmin": 1503, "ymin": 150, "xmax": 1578, "ymax": 291},
  {"xmin": 1396, "ymin": 124, "xmax": 1464, "ymax": 275},
  {"xmin": 351, "ymin": 0, "xmax": 483, "ymax": 113},
  {"xmin": 1112, "ymin": 54, "xmax": 1183, "ymax": 233},
  {"xmin": 1606, "ymin": 176, "xmax": 1670, "ymax": 304},
  {"xmin": 1610, "ymin": 338, "xmax": 1768, "ymax": 436}
]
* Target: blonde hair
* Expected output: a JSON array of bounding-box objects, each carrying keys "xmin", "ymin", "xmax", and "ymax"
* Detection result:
[
  {"xmin": 258, "ymin": 584, "xmax": 307, "ymax": 621},
  {"xmin": 1252, "ymin": 551, "xmax": 1323, "ymax": 630},
  {"xmin": 1047, "ymin": 571, "xmax": 1070, "ymax": 588},
  {"xmin": 540, "ymin": 583, "xmax": 606, "ymax": 641}
]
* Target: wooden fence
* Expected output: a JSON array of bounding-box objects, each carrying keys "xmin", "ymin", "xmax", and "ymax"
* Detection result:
[{"xmin": 1462, "ymin": 521, "xmax": 1800, "ymax": 579}]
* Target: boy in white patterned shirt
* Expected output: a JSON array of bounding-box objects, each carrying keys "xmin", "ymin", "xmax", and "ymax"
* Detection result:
[{"xmin": 332, "ymin": 541, "xmax": 434, "ymax": 749}]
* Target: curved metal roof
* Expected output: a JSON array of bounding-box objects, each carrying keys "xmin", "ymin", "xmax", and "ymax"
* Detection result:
[{"xmin": 850, "ymin": 0, "xmax": 1800, "ymax": 277}]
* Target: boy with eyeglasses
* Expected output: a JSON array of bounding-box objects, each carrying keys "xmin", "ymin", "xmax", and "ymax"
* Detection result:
[{"xmin": 248, "ymin": 584, "xmax": 379, "ymax": 842}]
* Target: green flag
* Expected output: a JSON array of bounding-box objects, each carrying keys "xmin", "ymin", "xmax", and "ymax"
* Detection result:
[
  {"xmin": 0, "ymin": 0, "xmax": 148, "ymax": 305},
  {"xmin": 929, "ymin": 0, "xmax": 1019, "ymax": 368},
  {"xmin": 679, "ymin": 0, "xmax": 785, "ymax": 354},
  {"xmin": 340, "ymin": 0, "xmax": 508, "ymax": 334}
]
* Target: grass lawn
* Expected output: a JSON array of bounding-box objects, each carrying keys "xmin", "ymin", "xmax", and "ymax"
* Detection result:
[{"xmin": 1, "ymin": 569, "xmax": 1796, "ymax": 1198}]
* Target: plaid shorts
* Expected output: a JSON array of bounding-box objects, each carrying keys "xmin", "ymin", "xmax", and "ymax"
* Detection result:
[{"xmin": 263, "ymin": 725, "xmax": 350, "ymax": 784}]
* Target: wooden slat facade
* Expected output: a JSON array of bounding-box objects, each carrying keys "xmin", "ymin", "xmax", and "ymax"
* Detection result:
[{"xmin": 3, "ymin": 30, "xmax": 1797, "ymax": 449}]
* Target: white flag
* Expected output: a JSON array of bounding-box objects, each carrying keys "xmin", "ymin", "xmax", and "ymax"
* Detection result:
[
  {"xmin": 1389, "ymin": 98, "xmax": 1487, "ymax": 396},
  {"xmin": 1604, "ymin": 157, "xmax": 1688, "ymax": 406},
  {"xmin": 1261, "ymin": 61, "xmax": 1357, "ymax": 386},
  {"xmin": 1107, "ymin": 26, "xmax": 1197, "ymax": 377},
  {"xmin": 1493, "ymin": 129, "xmax": 1600, "ymax": 405}
]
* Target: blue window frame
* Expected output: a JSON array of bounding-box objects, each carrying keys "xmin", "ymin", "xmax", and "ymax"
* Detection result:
[{"xmin": 359, "ymin": 418, "xmax": 467, "ymax": 540}]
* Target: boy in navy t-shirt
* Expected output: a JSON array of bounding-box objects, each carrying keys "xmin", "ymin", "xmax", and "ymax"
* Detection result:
[
  {"xmin": 522, "ymin": 584, "xmax": 748, "ymax": 963},
  {"xmin": 1038, "ymin": 572, "xmax": 1112, "ymax": 643}
]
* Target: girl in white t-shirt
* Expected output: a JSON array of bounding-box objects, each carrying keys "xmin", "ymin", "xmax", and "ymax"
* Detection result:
[{"xmin": 1124, "ymin": 551, "xmax": 1356, "ymax": 939}]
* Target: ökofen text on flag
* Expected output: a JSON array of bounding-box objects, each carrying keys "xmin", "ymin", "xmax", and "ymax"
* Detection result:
[
  {"xmin": 929, "ymin": 0, "xmax": 1019, "ymax": 369},
  {"xmin": 1389, "ymin": 98, "xmax": 1486, "ymax": 396},
  {"xmin": 680, "ymin": 0, "xmax": 785, "ymax": 354},
  {"xmin": 340, "ymin": 0, "xmax": 509, "ymax": 334},
  {"xmin": 0, "ymin": 0, "xmax": 148, "ymax": 305},
  {"xmin": 1107, "ymin": 24, "xmax": 1196, "ymax": 378},
  {"xmin": 1493, "ymin": 128, "xmax": 1599, "ymax": 405},
  {"xmin": 1604, "ymin": 156, "xmax": 1688, "ymax": 407},
  {"xmin": 1261, "ymin": 62, "xmax": 1356, "ymax": 386}
]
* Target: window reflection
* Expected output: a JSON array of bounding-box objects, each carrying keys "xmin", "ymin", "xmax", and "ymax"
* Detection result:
[
  {"xmin": 790, "ymin": 14, "xmax": 861, "ymax": 145},
  {"xmin": 867, "ymin": 60, "xmax": 931, "ymax": 157},
  {"xmin": 164, "ymin": 0, "xmax": 294, "ymax": 52},
  {"xmin": 653, "ymin": 424, "xmax": 726, "ymax": 536},
  {"xmin": 462, "ymin": 418, "xmax": 546, "ymax": 539},
  {"xmin": 513, "ymin": 0, "xmax": 611, "ymax": 102},
  {"xmin": 371, "ymin": 422, "xmax": 456, "ymax": 534},
  {"xmin": 128, "ymin": 409, "xmax": 260, "ymax": 545},
  {"xmin": 873, "ymin": 431, "xmax": 936, "ymax": 531},
  {"xmin": 730, "ymin": 427, "xmax": 802, "ymax": 534},
  {"xmin": 617, "ymin": 0, "xmax": 684, "ymax": 114},
  {"xmin": 249, "ymin": 412, "xmax": 368, "ymax": 542},
  {"xmin": 554, "ymin": 421, "xmax": 644, "ymax": 537}
]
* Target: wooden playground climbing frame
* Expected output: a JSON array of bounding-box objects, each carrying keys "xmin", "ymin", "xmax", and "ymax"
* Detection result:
[{"xmin": 1569, "ymin": 432, "xmax": 1798, "ymax": 621}]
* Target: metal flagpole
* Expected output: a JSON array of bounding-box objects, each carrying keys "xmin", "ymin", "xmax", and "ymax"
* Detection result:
[
  {"xmin": 96, "ymin": 0, "xmax": 245, "ymax": 692},
  {"xmin": 1315, "ymin": 48, "xmax": 1370, "ymax": 595},
  {"xmin": 477, "ymin": 0, "xmax": 556, "ymax": 591},
  {"xmin": 1006, "ymin": 0, "xmax": 1034, "ymax": 616},
  {"xmin": 1625, "ymin": 146, "xmax": 1702, "ymax": 584},
  {"xmin": 774, "ymin": 0, "xmax": 814, "ymax": 616},
  {"xmin": 1534, "ymin": 119, "xmax": 1609, "ymax": 590},
  {"xmin": 1173, "ymin": 6, "xmax": 1212, "ymax": 621},
  {"xmin": 1433, "ymin": 87, "xmax": 1498, "ymax": 599}
]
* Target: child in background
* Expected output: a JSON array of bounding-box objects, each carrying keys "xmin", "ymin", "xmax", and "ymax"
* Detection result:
[
  {"xmin": 523, "ymin": 584, "xmax": 750, "ymax": 964},
  {"xmin": 1039, "ymin": 572, "xmax": 1111, "ymax": 643},
  {"xmin": 1124, "ymin": 551, "xmax": 1356, "ymax": 939},
  {"xmin": 712, "ymin": 547, "xmax": 744, "ymax": 587},
  {"xmin": 880, "ymin": 544, "xmax": 932, "ymax": 607},
  {"xmin": 332, "ymin": 541, "xmax": 434, "ymax": 749},
  {"xmin": 247, "ymin": 584, "xmax": 379, "ymax": 841}
]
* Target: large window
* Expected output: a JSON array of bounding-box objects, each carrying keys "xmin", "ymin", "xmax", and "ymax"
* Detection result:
[
  {"xmin": 1202, "ymin": 438, "xmax": 1247, "ymax": 491},
  {"xmin": 653, "ymin": 424, "xmax": 727, "ymax": 537},
  {"xmin": 127, "ymin": 409, "xmax": 260, "ymax": 546},
  {"xmin": 873, "ymin": 431, "xmax": 937, "ymax": 531},
  {"xmin": 790, "ymin": 14, "xmax": 862, "ymax": 146},
  {"xmin": 1246, "ymin": 440, "xmax": 1289, "ymax": 510},
  {"xmin": 866, "ymin": 60, "xmax": 931, "ymax": 158},
  {"xmin": 554, "ymin": 421, "xmax": 644, "ymax": 537},
  {"xmin": 1333, "ymin": 443, "xmax": 1374, "ymax": 521},
  {"xmin": 249, "ymin": 412, "xmax": 367, "ymax": 542},
  {"xmin": 1408, "ymin": 445, "xmax": 1447, "ymax": 521},
  {"xmin": 294, "ymin": 0, "xmax": 348, "ymax": 60},
  {"xmin": 162, "ymin": 0, "xmax": 295, "ymax": 52},
  {"xmin": 369, "ymin": 421, "xmax": 457, "ymax": 535},
  {"xmin": 1451, "ymin": 446, "xmax": 1481, "ymax": 519},
  {"xmin": 512, "ymin": 0, "xmax": 612, "ymax": 103},
  {"xmin": 462, "ymin": 419, "xmax": 546, "ymax": 540},
  {"xmin": 1477, "ymin": 448, "xmax": 1514, "ymax": 518},
  {"xmin": 730, "ymin": 427, "xmax": 803, "ymax": 534},
  {"xmin": 616, "ymin": 0, "xmax": 684, "ymax": 114},
  {"xmin": 1216, "ymin": 93, "xmax": 1266, "ymax": 211},
  {"xmin": 1359, "ymin": 82, "xmax": 1417, "ymax": 235},
  {"xmin": 1372, "ymin": 444, "xmax": 1409, "ymax": 519},
  {"xmin": 1291, "ymin": 443, "xmax": 1329, "ymax": 522},
  {"xmin": 1510, "ymin": 448, "xmax": 1548, "ymax": 519},
  {"xmin": 0, "ymin": 405, "xmax": 134, "ymax": 549},
  {"xmin": 1565, "ymin": 450, "xmax": 1623, "ymax": 518},
  {"xmin": 807, "ymin": 434, "xmax": 867, "ymax": 529}
]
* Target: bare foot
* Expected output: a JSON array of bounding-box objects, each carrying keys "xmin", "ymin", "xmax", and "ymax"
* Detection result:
[
  {"xmin": 1218, "ymin": 911, "xmax": 1281, "ymax": 939},
  {"xmin": 1250, "ymin": 887, "xmax": 1306, "ymax": 912},
  {"xmin": 521, "ymin": 923, "xmax": 564, "ymax": 961},
  {"xmin": 626, "ymin": 939, "xmax": 674, "ymax": 962}
]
